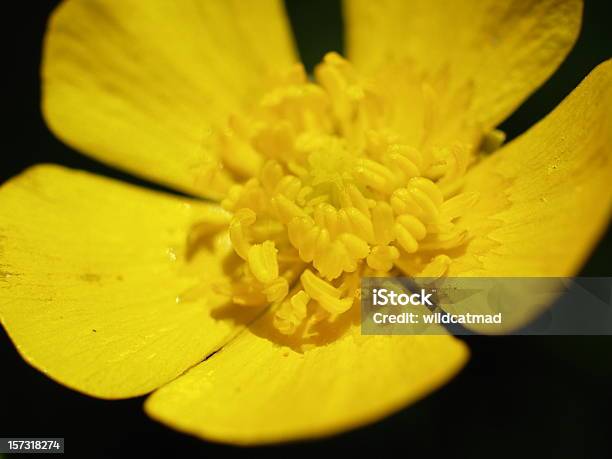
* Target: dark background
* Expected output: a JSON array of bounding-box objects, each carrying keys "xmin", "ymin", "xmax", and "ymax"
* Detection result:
[{"xmin": 2, "ymin": 1, "xmax": 611, "ymax": 457}]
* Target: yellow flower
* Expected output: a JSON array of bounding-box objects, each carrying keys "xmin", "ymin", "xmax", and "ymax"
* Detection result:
[{"xmin": 0, "ymin": 0, "xmax": 610, "ymax": 445}]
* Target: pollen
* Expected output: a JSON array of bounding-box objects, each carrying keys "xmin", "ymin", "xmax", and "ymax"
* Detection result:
[{"xmin": 200, "ymin": 52, "xmax": 479, "ymax": 338}]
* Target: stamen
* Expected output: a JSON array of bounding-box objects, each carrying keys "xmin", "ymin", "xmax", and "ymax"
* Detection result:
[
  {"xmin": 248, "ymin": 241, "xmax": 279, "ymax": 284},
  {"xmin": 192, "ymin": 53, "xmax": 479, "ymax": 338}
]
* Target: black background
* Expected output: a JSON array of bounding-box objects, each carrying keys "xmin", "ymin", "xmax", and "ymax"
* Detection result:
[{"xmin": 2, "ymin": 1, "xmax": 611, "ymax": 457}]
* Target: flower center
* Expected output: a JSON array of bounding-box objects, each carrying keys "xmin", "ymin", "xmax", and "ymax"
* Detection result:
[{"xmin": 201, "ymin": 53, "xmax": 480, "ymax": 338}]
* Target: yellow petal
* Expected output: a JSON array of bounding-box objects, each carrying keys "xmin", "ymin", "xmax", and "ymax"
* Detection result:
[
  {"xmin": 42, "ymin": 0, "xmax": 297, "ymax": 199},
  {"xmin": 446, "ymin": 60, "xmax": 612, "ymax": 330},
  {"xmin": 344, "ymin": 0, "xmax": 582, "ymax": 139},
  {"xmin": 145, "ymin": 310, "xmax": 468, "ymax": 445},
  {"xmin": 0, "ymin": 165, "xmax": 259, "ymax": 398}
]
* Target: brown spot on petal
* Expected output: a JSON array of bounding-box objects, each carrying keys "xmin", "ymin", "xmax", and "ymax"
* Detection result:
[{"xmin": 80, "ymin": 273, "xmax": 101, "ymax": 283}]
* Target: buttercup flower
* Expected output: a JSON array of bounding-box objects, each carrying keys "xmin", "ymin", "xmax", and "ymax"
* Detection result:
[{"xmin": 1, "ymin": 0, "xmax": 610, "ymax": 445}]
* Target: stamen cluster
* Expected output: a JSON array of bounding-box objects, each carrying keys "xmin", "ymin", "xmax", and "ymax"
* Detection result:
[{"xmin": 205, "ymin": 53, "xmax": 477, "ymax": 337}]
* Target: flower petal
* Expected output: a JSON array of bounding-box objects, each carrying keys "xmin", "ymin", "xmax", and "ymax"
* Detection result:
[
  {"xmin": 0, "ymin": 165, "xmax": 259, "ymax": 398},
  {"xmin": 42, "ymin": 0, "xmax": 297, "ymax": 198},
  {"xmin": 344, "ymin": 0, "xmax": 582, "ymax": 136},
  {"xmin": 145, "ymin": 311, "xmax": 468, "ymax": 445},
  {"xmin": 446, "ymin": 60, "xmax": 611, "ymax": 330}
]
